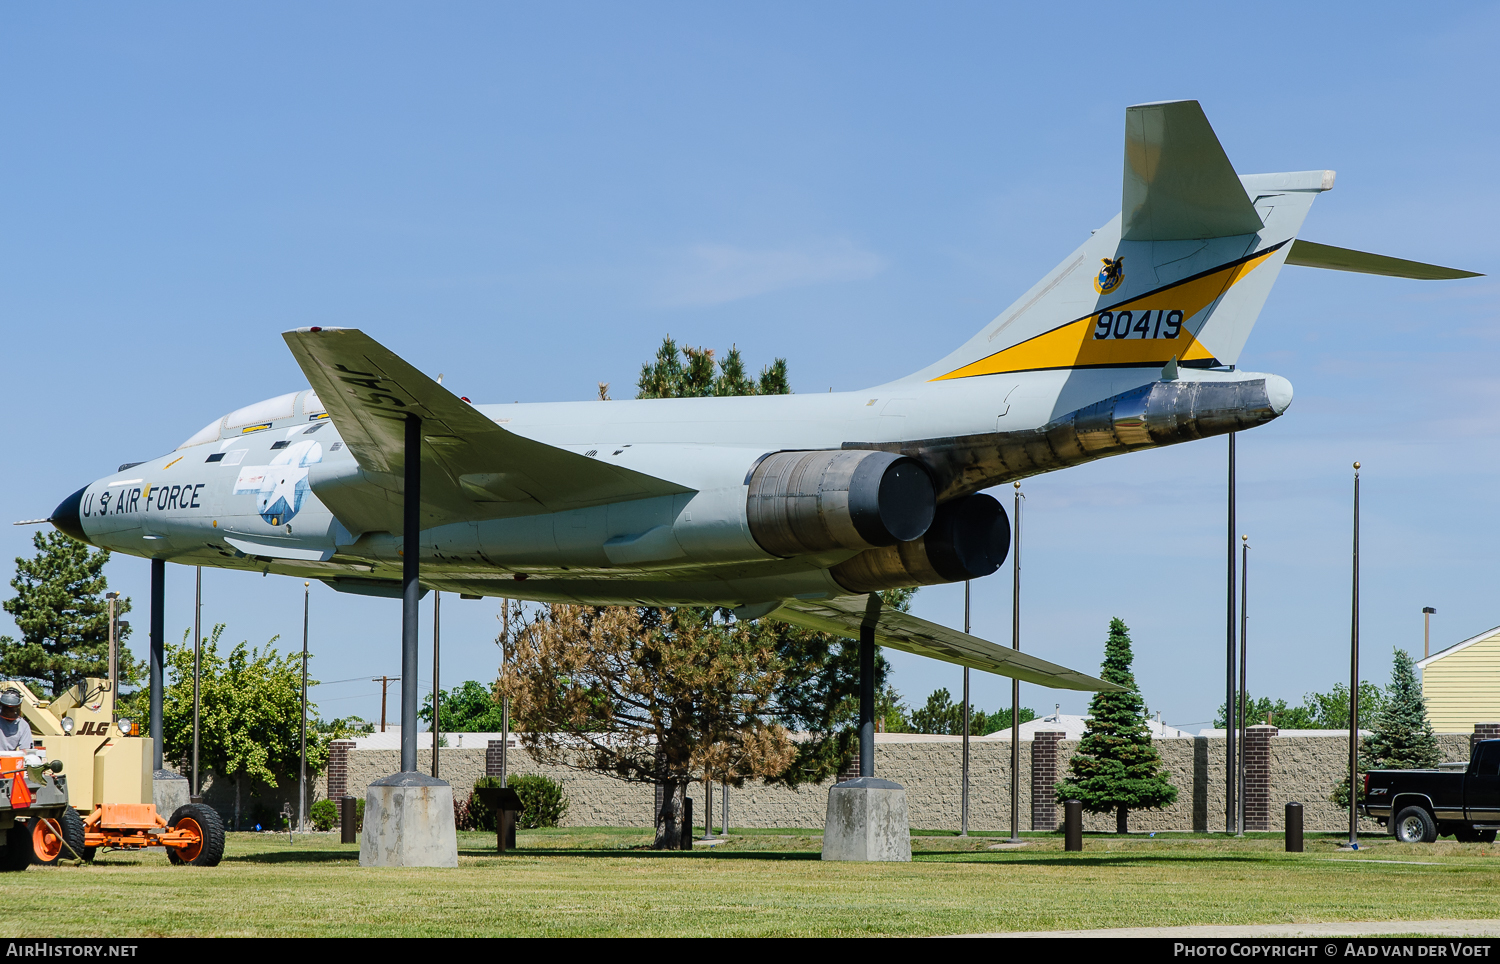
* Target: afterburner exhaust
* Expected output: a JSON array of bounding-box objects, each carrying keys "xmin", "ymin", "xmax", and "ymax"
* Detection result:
[
  {"xmin": 746, "ymin": 450, "xmax": 936, "ymax": 557},
  {"xmin": 831, "ymin": 493, "xmax": 1010, "ymax": 593}
]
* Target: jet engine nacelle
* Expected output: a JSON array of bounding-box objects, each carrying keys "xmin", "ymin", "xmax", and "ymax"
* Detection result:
[
  {"xmin": 745, "ymin": 450, "xmax": 936, "ymax": 557},
  {"xmin": 830, "ymin": 492, "xmax": 1010, "ymax": 592}
]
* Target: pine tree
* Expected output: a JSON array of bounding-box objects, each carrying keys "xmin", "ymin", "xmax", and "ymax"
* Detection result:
[
  {"xmin": 1054, "ymin": 618, "xmax": 1177, "ymax": 832},
  {"xmin": 1330, "ymin": 648, "xmax": 1440, "ymax": 808},
  {"xmin": 1364, "ymin": 649, "xmax": 1441, "ymax": 770},
  {"xmin": 0, "ymin": 531, "xmax": 140, "ymax": 696},
  {"xmin": 636, "ymin": 338, "xmax": 791, "ymax": 400}
]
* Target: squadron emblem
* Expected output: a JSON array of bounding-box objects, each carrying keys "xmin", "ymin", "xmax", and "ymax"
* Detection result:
[{"xmin": 1094, "ymin": 256, "xmax": 1124, "ymax": 294}]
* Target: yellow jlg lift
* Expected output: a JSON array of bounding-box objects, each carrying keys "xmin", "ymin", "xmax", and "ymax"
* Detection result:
[{"xmin": 10, "ymin": 678, "xmax": 223, "ymax": 866}]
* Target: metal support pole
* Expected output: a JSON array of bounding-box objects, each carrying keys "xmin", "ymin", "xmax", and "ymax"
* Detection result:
[
  {"xmin": 1010, "ymin": 482, "xmax": 1023, "ymax": 843},
  {"xmin": 300, "ymin": 581, "xmax": 309, "ymax": 833},
  {"xmin": 192, "ymin": 568, "xmax": 202, "ymax": 800},
  {"xmin": 500, "ymin": 598, "xmax": 510, "ymax": 787},
  {"xmin": 432, "ymin": 590, "xmax": 441, "ymax": 778},
  {"xmin": 401, "ymin": 414, "xmax": 422, "ymax": 773},
  {"xmin": 106, "ymin": 593, "xmax": 118, "ymax": 721},
  {"xmin": 1237, "ymin": 536, "xmax": 1249, "ymax": 836},
  {"xmin": 150, "ymin": 558, "xmax": 165, "ymax": 771},
  {"xmin": 721, "ymin": 780, "xmax": 729, "ymax": 836},
  {"xmin": 1347, "ymin": 462, "xmax": 1361, "ymax": 848},
  {"xmin": 1226, "ymin": 431, "xmax": 1237, "ymax": 834},
  {"xmin": 961, "ymin": 580, "xmax": 970, "ymax": 837},
  {"xmin": 859, "ymin": 594, "xmax": 880, "ymax": 778}
]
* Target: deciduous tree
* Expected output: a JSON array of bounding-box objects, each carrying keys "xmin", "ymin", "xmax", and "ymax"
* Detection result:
[
  {"xmin": 499, "ymin": 605, "xmax": 797, "ymax": 848},
  {"xmin": 162, "ymin": 625, "xmax": 329, "ymax": 828},
  {"xmin": 421, "ymin": 680, "xmax": 508, "ymax": 732}
]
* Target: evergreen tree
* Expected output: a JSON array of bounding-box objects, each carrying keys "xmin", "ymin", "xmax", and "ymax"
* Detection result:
[
  {"xmin": 1055, "ymin": 618, "xmax": 1177, "ymax": 832},
  {"xmin": 1331, "ymin": 649, "xmax": 1441, "ymax": 808},
  {"xmin": 636, "ymin": 337, "xmax": 791, "ymax": 400},
  {"xmin": 0, "ymin": 531, "xmax": 142, "ymax": 696},
  {"xmin": 1364, "ymin": 649, "xmax": 1441, "ymax": 770}
]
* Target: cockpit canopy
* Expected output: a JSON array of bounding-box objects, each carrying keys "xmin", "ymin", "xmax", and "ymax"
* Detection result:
[{"xmin": 176, "ymin": 390, "xmax": 328, "ymax": 449}]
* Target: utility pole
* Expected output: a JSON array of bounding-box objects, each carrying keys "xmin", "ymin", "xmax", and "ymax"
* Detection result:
[
  {"xmin": 1423, "ymin": 607, "xmax": 1436, "ymax": 659},
  {"xmin": 373, "ymin": 676, "xmax": 397, "ymax": 732}
]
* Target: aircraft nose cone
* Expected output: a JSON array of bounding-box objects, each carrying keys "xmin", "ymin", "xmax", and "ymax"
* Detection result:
[
  {"xmin": 1264, "ymin": 374, "xmax": 1294, "ymax": 415},
  {"xmin": 50, "ymin": 486, "xmax": 89, "ymax": 542}
]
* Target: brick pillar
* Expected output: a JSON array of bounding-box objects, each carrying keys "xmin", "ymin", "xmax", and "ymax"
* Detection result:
[
  {"xmin": 837, "ymin": 749, "xmax": 861, "ymax": 784},
  {"xmin": 1470, "ymin": 723, "xmax": 1500, "ymax": 753},
  {"xmin": 326, "ymin": 740, "xmax": 355, "ymax": 820},
  {"xmin": 1243, "ymin": 724, "xmax": 1278, "ymax": 830},
  {"xmin": 1031, "ymin": 731, "xmax": 1065, "ymax": 831},
  {"xmin": 486, "ymin": 739, "xmax": 506, "ymax": 778}
]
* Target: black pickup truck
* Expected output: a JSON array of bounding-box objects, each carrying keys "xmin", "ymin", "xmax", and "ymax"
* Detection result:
[{"xmin": 1363, "ymin": 739, "xmax": 1500, "ymax": 843}]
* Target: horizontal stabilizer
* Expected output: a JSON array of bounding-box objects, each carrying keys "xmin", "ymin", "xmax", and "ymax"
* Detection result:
[
  {"xmin": 282, "ymin": 328, "xmax": 691, "ymax": 529},
  {"xmin": 770, "ymin": 595, "xmax": 1121, "ymax": 692},
  {"xmin": 1286, "ymin": 240, "xmax": 1482, "ymax": 280},
  {"xmin": 1123, "ymin": 100, "xmax": 1264, "ymax": 241}
]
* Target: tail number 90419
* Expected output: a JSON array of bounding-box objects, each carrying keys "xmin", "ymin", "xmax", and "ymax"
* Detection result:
[{"xmin": 1093, "ymin": 309, "xmax": 1184, "ymax": 340}]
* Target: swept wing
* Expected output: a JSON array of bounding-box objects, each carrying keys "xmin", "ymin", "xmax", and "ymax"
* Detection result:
[
  {"xmin": 770, "ymin": 594, "xmax": 1121, "ymax": 692},
  {"xmin": 283, "ymin": 327, "xmax": 691, "ymax": 530}
]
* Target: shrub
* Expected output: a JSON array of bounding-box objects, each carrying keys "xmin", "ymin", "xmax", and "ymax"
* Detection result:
[
  {"xmin": 308, "ymin": 796, "xmax": 364, "ymax": 832},
  {"xmin": 310, "ymin": 798, "xmax": 337, "ymax": 832},
  {"xmin": 510, "ymin": 774, "xmax": 569, "ymax": 829}
]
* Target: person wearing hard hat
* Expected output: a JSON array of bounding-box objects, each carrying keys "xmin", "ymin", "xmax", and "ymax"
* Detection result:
[{"xmin": 0, "ymin": 690, "xmax": 33, "ymax": 752}]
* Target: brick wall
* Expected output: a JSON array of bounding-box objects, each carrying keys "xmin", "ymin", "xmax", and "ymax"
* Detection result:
[{"xmin": 323, "ymin": 731, "xmax": 1476, "ymax": 833}]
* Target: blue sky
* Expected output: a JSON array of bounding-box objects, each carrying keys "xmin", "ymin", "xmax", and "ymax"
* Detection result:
[{"xmin": 2, "ymin": 2, "xmax": 1496, "ymax": 730}]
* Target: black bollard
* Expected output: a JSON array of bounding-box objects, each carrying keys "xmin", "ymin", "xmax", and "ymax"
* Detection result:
[
  {"xmin": 681, "ymin": 798, "xmax": 694, "ymax": 851},
  {"xmin": 1065, "ymin": 799, "xmax": 1083, "ymax": 851},
  {"xmin": 340, "ymin": 796, "xmax": 357, "ymax": 844},
  {"xmin": 1285, "ymin": 802, "xmax": 1304, "ymax": 852}
]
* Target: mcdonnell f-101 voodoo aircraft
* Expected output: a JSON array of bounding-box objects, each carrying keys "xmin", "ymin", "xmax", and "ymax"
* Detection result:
[{"xmin": 41, "ymin": 101, "xmax": 1478, "ymax": 694}]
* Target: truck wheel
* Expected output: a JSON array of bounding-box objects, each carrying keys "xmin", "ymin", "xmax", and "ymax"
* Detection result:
[
  {"xmin": 1393, "ymin": 806, "xmax": 1438, "ymax": 843},
  {"xmin": 32, "ymin": 809, "xmax": 86, "ymax": 866},
  {"xmin": 0, "ymin": 823, "xmax": 34, "ymax": 872},
  {"xmin": 167, "ymin": 804, "xmax": 225, "ymax": 867}
]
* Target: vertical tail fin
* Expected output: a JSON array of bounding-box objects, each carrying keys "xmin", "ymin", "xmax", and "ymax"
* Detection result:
[{"xmin": 904, "ymin": 102, "xmax": 1332, "ymax": 383}]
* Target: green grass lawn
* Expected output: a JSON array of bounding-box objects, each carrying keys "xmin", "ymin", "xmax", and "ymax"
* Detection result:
[{"xmin": 7, "ymin": 828, "xmax": 1500, "ymax": 937}]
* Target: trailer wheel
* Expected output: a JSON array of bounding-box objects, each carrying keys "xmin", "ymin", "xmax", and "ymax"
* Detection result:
[
  {"xmin": 0, "ymin": 823, "xmax": 35, "ymax": 872},
  {"xmin": 167, "ymin": 804, "xmax": 225, "ymax": 867},
  {"xmin": 1394, "ymin": 806, "xmax": 1438, "ymax": 844},
  {"xmin": 32, "ymin": 809, "xmax": 86, "ymax": 866}
]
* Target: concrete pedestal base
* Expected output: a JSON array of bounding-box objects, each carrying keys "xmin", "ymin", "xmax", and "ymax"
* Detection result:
[
  {"xmin": 821, "ymin": 777, "xmax": 911, "ymax": 862},
  {"xmin": 359, "ymin": 772, "xmax": 458, "ymax": 868},
  {"xmin": 152, "ymin": 770, "xmax": 190, "ymax": 818}
]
